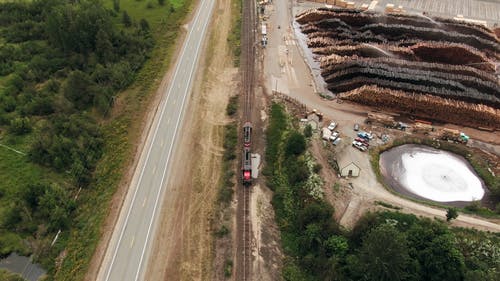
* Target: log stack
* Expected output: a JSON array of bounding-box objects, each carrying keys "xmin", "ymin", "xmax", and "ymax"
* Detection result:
[{"xmin": 295, "ymin": 8, "xmax": 500, "ymax": 128}]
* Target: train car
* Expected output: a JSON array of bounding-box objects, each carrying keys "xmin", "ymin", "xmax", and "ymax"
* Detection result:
[
  {"xmin": 242, "ymin": 147, "xmax": 252, "ymax": 184},
  {"xmin": 243, "ymin": 122, "xmax": 252, "ymax": 147}
]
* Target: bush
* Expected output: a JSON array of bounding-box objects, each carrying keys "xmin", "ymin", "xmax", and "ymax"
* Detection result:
[
  {"xmin": 313, "ymin": 163, "xmax": 322, "ymax": 174},
  {"xmin": 9, "ymin": 117, "xmax": 31, "ymax": 135},
  {"xmin": 226, "ymin": 95, "xmax": 238, "ymax": 116},
  {"xmin": 446, "ymin": 207, "xmax": 459, "ymax": 221},
  {"xmin": 140, "ymin": 19, "xmax": 150, "ymax": 32},
  {"xmin": 215, "ymin": 225, "xmax": 229, "ymax": 237},
  {"xmin": 224, "ymin": 260, "xmax": 233, "ymax": 277},
  {"xmin": 304, "ymin": 124, "xmax": 313, "ymax": 138},
  {"xmin": 122, "ymin": 11, "xmax": 132, "ymax": 27}
]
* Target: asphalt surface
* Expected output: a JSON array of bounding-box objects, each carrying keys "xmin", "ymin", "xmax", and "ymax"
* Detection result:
[{"xmin": 96, "ymin": 0, "xmax": 215, "ymax": 280}]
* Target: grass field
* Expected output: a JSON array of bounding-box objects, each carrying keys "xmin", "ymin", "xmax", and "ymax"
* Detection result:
[{"xmin": 0, "ymin": 130, "xmax": 73, "ymax": 256}]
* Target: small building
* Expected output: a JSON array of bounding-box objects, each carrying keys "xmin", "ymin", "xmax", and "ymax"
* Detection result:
[{"xmin": 340, "ymin": 161, "xmax": 360, "ymax": 177}]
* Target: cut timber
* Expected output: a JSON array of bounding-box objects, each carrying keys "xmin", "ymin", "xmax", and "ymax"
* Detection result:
[{"xmin": 339, "ymin": 85, "xmax": 500, "ymax": 129}]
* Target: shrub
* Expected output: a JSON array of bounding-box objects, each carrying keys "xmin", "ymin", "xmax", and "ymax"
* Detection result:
[
  {"xmin": 226, "ymin": 95, "xmax": 238, "ymax": 116},
  {"xmin": 313, "ymin": 163, "xmax": 322, "ymax": 173},
  {"xmin": 304, "ymin": 124, "xmax": 313, "ymax": 138},
  {"xmin": 122, "ymin": 11, "xmax": 132, "ymax": 27},
  {"xmin": 224, "ymin": 260, "xmax": 233, "ymax": 277},
  {"xmin": 215, "ymin": 225, "xmax": 229, "ymax": 237},
  {"xmin": 446, "ymin": 207, "xmax": 459, "ymax": 221},
  {"xmin": 9, "ymin": 117, "xmax": 31, "ymax": 135}
]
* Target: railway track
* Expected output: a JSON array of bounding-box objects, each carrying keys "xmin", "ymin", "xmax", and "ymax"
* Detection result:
[{"xmin": 237, "ymin": 0, "xmax": 256, "ymax": 280}]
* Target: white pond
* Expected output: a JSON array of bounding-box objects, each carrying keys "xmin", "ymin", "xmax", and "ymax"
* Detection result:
[{"xmin": 380, "ymin": 145, "xmax": 485, "ymax": 203}]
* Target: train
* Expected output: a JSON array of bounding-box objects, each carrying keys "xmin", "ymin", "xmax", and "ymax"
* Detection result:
[
  {"xmin": 242, "ymin": 122, "xmax": 253, "ymax": 184},
  {"xmin": 243, "ymin": 122, "xmax": 252, "ymax": 147},
  {"xmin": 242, "ymin": 147, "xmax": 252, "ymax": 184}
]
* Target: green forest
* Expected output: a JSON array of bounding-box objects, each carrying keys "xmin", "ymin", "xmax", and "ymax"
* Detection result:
[
  {"xmin": 265, "ymin": 103, "xmax": 500, "ymax": 281},
  {"xmin": 0, "ymin": 0, "xmax": 190, "ymax": 279}
]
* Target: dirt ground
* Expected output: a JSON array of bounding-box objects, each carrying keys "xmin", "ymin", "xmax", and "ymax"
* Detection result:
[
  {"xmin": 144, "ymin": 0, "xmax": 238, "ymax": 279},
  {"xmin": 249, "ymin": 183, "xmax": 284, "ymax": 281},
  {"xmin": 262, "ymin": 0, "xmax": 500, "ymax": 233},
  {"xmin": 306, "ymin": 130, "xmax": 500, "ymax": 232}
]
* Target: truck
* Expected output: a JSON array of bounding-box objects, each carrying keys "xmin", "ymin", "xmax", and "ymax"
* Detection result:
[
  {"xmin": 439, "ymin": 128, "xmax": 469, "ymax": 144},
  {"xmin": 322, "ymin": 128, "xmax": 332, "ymax": 141},
  {"xmin": 412, "ymin": 122, "xmax": 434, "ymax": 134},
  {"xmin": 366, "ymin": 112, "xmax": 408, "ymax": 130}
]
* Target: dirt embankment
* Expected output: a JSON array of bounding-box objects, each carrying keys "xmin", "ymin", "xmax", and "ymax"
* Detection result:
[{"xmin": 145, "ymin": 0, "xmax": 238, "ymax": 279}]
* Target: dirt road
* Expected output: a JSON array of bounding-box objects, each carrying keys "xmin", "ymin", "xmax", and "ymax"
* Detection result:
[{"xmin": 262, "ymin": 0, "xmax": 500, "ymax": 232}]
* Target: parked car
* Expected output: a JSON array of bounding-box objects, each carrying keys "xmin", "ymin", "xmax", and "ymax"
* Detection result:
[
  {"xmin": 353, "ymin": 123, "xmax": 360, "ymax": 131},
  {"xmin": 355, "ymin": 137, "xmax": 369, "ymax": 146},
  {"xmin": 357, "ymin": 131, "xmax": 373, "ymax": 140},
  {"xmin": 352, "ymin": 141, "xmax": 367, "ymax": 151},
  {"xmin": 327, "ymin": 122, "xmax": 337, "ymax": 131},
  {"xmin": 330, "ymin": 131, "xmax": 340, "ymax": 140},
  {"xmin": 332, "ymin": 137, "xmax": 342, "ymax": 146}
]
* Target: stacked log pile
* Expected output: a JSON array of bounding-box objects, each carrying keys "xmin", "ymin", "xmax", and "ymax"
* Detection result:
[
  {"xmin": 295, "ymin": 8, "xmax": 500, "ymax": 129},
  {"xmin": 339, "ymin": 85, "xmax": 500, "ymax": 128}
]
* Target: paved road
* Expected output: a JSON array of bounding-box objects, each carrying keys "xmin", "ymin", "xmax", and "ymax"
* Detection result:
[{"xmin": 96, "ymin": 0, "xmax": 215, "ymax": 280}]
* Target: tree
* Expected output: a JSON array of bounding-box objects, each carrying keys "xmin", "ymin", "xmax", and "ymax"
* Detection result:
[
  {"xmin": 113, "ymin": 0, "xmax": 120, "ymax": 12},
  {"xmin": 286, "ymin": 131, "xmax": 306, "ymax": 156},
  {"xmin": 418, "ymin": 233, "xmax": 465, "ymax": 281},
  {"xmin": 407, "ymin": 219, "xmax": 465, "ymax": 281},
  {"xmin": 286, "ymin": 158, "xmax": 309, "ymax": 185},
  {"xmin": 122, "ymin": 11, "xmax": 132, "ymax": 27},
  {"xmin": 95, "ymin": 28, "xmax": 113, "ymax": 63},
  {"xmin": 359, "ymin": 223, "xmax": 412, "ymax": 281},
  {"xmin": 46, "ymin": 1, "xmax": 113, "ymax": 54},
  {"xmin": 63, "ymin": 70, "xmax": 95, "ymax": 109},
  {"xmin": 446, "ymin": 207, "xmax": 458, "ymax": 221},
  {"xmin": 158, "ymin": 0, "xmax": 165, "ymax": 6}
]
